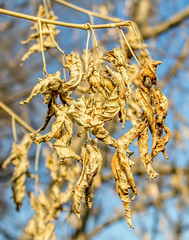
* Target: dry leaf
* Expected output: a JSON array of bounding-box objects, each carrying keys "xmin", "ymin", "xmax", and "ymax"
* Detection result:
[
  {"xmin": 111, "ymin": 152, "xmax": 134, "ymax": 228},
  {"xmin": 2, "ymin": 134, "xmax": 32, "ymax": 210},
  {"xmin": 63, "ymin": 52, "xmax": 83, "ymax": 95},
  {"xmin": 73, "ymin": 139, "xmax": 102, "ymax": 218},
  {"xmin": 20, "ymin": 71, "xmax": 62, "ymax": 106},
  {"xmin": 21, "ymin": 5, "xmax": 59, "ymax": 64}
]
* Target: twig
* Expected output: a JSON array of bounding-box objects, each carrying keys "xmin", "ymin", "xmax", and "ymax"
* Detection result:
[
  {"xmin": 118, "ymin": 29, "xmax": 125, "ymax": 53},
  {"xmin": 85, "ymin": 29, "xmax": 91, "ymax": 71},
  {"xmin": 43, "ymin": 0, "xmax": 50, "ymax": 18},
  {"xmin": 11, "ymin": 117, "xmax": 18, "ymax": 142},
  {"xmin": 38, "ymin": 19, "xmax": 47, "ymax": 76},
  {"xmin": 0, "ymin": 101, "xmax": 53, "ymax": 148},
  {"xmin": 35, "ymin": 144, "xmax": 41, "ymax": 174},
  {"xmin": 0, "ymin": 8, "xmax": 85, "ymax": 28},
  {"xmin": 1, "ymin": 87, "xmax": 32, "ymax": 106},
  {"xmin": 89, "ymin": 15, "xmax": 94, "ymax": 47},
  {"xmin": 35, "ymin": 144, "xmax": 41, "ymax": 195},
  {"xmin": 46, "ymin": 23, "xmax": 66, "ymax": 56},
  {"xmin": 54, "ymin": 0, "xmax": 123, "ymax": 23},
  {"xmin": 47, "ymin": 0, "xmax": 52, "ymax": 10},
  {"xmin": 87, "ymin": 23, "xmax": 104, "ymax": 74},
  {"xmin": 89, "ymin": 15, "xmax": 94, "ymax": 25},
  {"xmin": 129, "ymin": 22, "xmax": 149, "ymax": 55},
  {"xmin": 119, "ymin": 28, "xmax": 142, "ymax": 67},
  {"xmin": 0, "ymin": 8, "xmax": 131, "ymax": 30},
  {"xmin": 0, "ymin": 101, "xmax": 35, "ymax": 133},
  {"xmin": 45, "ymin": 23, "xmax": 67, "ymax": 81},
  {"xmin": 90, "ymin": 26, "xmax": 101, "ymax": 62}
]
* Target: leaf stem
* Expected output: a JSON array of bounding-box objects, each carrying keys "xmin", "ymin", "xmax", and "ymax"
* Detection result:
[
  {"xmin": 88, "ymin": 23, "xmax": 103, "ymax": 72},
  {"xmin": 11, "ymin": 117, "xmax": 18, "ymax": 143},
  {"xmin": 85, "ymin": 29, "xmax": 91, "ymax": 71},
  {"xmin": 43, "ymin": 0, "xmax": 50, "ymax": 18},
  {"xmin": 45, "ymin": 23, "xmax": 67, "ymax": 80},
  {"xmin": 34, "ymin": 144, "xmax": 41, "ymax": 195},
  {"xmin": 119, "ymin": 28, "xmax": 142, "ymax": 67},
  {"xmin": 38, "ymin": 19, "xmax": 47, "ymax": 76}
]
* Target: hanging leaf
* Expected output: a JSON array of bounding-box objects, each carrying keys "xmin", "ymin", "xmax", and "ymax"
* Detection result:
[
  {"xmin": 84, "ymin": 56, "xmax": 111, "ymax": 98},
  {"xmin": 24, "ymin": 191, "xmax": 58, "ymax": 240},
  {"xmin": 2, "ymin": 134, "xmax": 32, "ymax": 210},
  {"xmin": 111, "ymin": 152, "xmax": 135, "ymax": 228},
  {"xmin": 63, "ymin": 52, "xmax": 83, "ymax": 95},
  {"xmin": 20, "ymin": 71, "xmax": 62, "ymax": 105},
  {"xmin": 73, "ymin": 139, "xmax": 102, "ymax": 218},
  {"xmin": 138, "ymin": 123, "xmax": 159, "ymax": 179},
  {"xmin": 21, "ymin": 5, "xmax": 59, "ymax": 64}
]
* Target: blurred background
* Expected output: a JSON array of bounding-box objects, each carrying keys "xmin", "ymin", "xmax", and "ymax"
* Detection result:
[{"xmin": 0, "ymin": 0, "xmax": 189, "ymax": 239}]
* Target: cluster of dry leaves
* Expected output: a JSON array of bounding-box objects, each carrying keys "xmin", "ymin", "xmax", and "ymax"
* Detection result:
[
  {"xmin": 3, "ymin": 4, "xmax": 171, "ymax": 238},
  {"xmin": 20, "ymin": 5, "xmax": 59, "ymax": 65}
]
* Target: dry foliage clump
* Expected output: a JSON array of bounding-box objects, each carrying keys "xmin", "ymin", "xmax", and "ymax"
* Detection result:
[
  {"xmin": 21, "ymin": 5, "xmax": 59, "ymax": 65},
  {"xmin": 24, "ymin": 150, "xmax": 80, "ymax": 240},
  {"xmin": 2, "ymin": 134, "xmax": 33, "ymax": 210},
  {"xmin": 2, "ymin": 4, "xmax": 171, "ymax": 237}
]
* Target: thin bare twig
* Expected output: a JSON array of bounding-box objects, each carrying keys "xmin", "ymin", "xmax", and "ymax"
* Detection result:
[
  {"xmin": 11, "ymin": 117, "xmax": 18, "ymax": 142},
  {"xmin": 1, "ymin": 87, "xmax": 33, "ymax": 106},
  {"xmin": 0, "ymin": 8, "xmax": 131, "ymax": 30},
  {"xmin": 35, "ymin": 144, "xmax": 41, "ymax": 195},
  {"xmin": 43, "ymin": 0, "xmax": 50, "ymax": 18},
  {"xmin": 119, "ymin": 28, "xmax": 142, "ymax": 67},
  {"xmin": 0, "ymin": 101, "xmax": 53, "ymax": 148},
  {"xmin": 129, "ymin": 22, "xmax": 149, "ymax": 55},
  {"xmin": 85, "ymin": 29, "xmax": 91, "ymax": 71},
  {"xmin": 88, "ymin": 23, "xmax": 103, "ymax": 72},
  {"xmin": 54, "ymin": 0, "xmax": 122, "ymax": 23},
  {"xmin": 45, "ymin": 23, "xmax": 67, "ymax": 80},
  {"xmin": 38, "ymin": 20, "xmax": 47, "ymax": 75},
  {"xmin": 0, "ymin": 101, "xmax": 35, "ymax": 133}
]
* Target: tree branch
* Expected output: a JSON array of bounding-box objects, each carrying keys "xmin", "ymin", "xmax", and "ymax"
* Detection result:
[
  {"xmin": 0, "ymin": 101, "xmax": 35, "ymax": 133},
  {"xmin": 0, "ymin": 8, "xmax": 130, "ymax": 30},
  {"xmin": 141, "ymin": 6, "xmax": 189, "ymax": 39}
]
